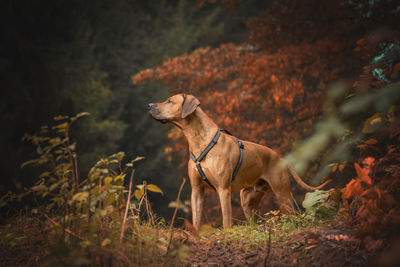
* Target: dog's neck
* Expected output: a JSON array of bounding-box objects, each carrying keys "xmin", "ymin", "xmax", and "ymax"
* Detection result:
[{"xmin": 180, "ymin": 107, "xmax": 219, "ymax": 156}]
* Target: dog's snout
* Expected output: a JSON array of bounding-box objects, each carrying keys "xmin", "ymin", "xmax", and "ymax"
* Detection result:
[{"xmin": 148, "ymin": 103, "xmax": 154, "ymax": 110}]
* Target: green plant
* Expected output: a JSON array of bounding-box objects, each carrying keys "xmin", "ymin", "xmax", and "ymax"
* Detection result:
[{"xmin": 0, "ymin": 113, "xmax": 171, "ymax": 265}]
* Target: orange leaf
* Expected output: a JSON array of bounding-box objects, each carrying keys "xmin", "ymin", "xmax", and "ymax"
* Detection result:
[
  {"xmin": 355, "ymin": 163, "xmax": 372, "ymax": 185},
  {"xmin": 344, "ymin": 179, "xmax": 364, "ymax": 199},
  {"xmin": 364, "ymin": 139, "xmax": 377, "ymax": 145}
]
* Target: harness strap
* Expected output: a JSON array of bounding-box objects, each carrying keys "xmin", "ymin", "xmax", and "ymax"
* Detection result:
[
  {"xmin": 189, "ymin": 129, "xmax": 244, "ymax": 191},
  {"xmin": 190, "ymin": 130, "xmax": 221, "ymax": 162},
  {"xmin": 232, "ymin": 139, "xmax": 244, "ymax": 181},
  {"xmin": 220, "ymin": 129, "xmax": 232, "ymax": 135},
  {"xmin": 196, "ymin": 163, "xmax": 217, "ymax": 191}
]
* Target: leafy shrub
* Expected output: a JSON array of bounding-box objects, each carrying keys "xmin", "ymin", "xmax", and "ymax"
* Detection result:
[{"xmin": 0, "ymin": 113, "xmax": 169, "ymax": 265}]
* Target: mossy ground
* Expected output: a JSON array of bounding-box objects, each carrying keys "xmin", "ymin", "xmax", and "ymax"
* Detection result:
[{"xmin": 1, "ymin": 211, "xmax": 391, "ymax": 266}]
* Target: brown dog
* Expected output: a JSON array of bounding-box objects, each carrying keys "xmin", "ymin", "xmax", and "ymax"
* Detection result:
[{"xmin": 148, "ymin": 94, "xmax": 329, "ymax": 229}]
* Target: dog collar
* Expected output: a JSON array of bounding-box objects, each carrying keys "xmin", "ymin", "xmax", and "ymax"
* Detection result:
[{"xmin": 189, "ymin": 129, "xmax": 244, "ymax": 191}]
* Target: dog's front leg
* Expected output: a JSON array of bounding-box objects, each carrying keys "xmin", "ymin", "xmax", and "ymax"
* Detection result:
[
  {"xmin": 191, "ymin": 185, "xmax": 204, "ymax": 231},
  {"xmin": 218, "ymin": 187, "xmax": 232, "ymax": 228}
]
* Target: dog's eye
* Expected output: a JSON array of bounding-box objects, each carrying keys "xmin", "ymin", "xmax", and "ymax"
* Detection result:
[{"xmin": 167, "ymin": 99, "xmax": 173, "ymax": 104}]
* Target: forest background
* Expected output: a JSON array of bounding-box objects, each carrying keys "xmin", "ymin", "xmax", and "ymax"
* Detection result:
[{"xmin": 1, "ymin": 0, "xmax": 399, "ymax": 223}]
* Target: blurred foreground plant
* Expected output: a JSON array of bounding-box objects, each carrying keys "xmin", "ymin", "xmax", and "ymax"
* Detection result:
[
  {"xmin": 0, "ymin": 113, "xmax": 174, "ymax": 265},
  {"xmin": 285, "ymin": 41, "xmax": 400, "ymax": 237}
]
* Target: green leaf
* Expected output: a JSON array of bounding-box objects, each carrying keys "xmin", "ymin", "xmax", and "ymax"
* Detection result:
[
  {"xmin": 80, "ymin": 240, "xmax": 91, "ymax": 248},
  {"xmin": 54, "ymin": 115, "xmax": 69, "ymax": 121},
  {"xmin": 131, "ymin": 156, "xmax": 145, "ymax": 164},
  {"xmin": 302, "ymin": 190, "xmax": 329, "ymax": 211},
  {"xmin": 40, "ymin": 126, "xmax": 49, "ymax": 133},
  {"xmin": 39, "ymin": 172, "xmax": 51, "ymax": 178},
  {"xmin": 362, "ymin": 113, "xmax": 385, "ymax": 134},
  {"xmin": 52, "ymin": 197, "xmax": 64, "ymax": 206},
  {"xmin": 105, "ymin": 193, "xmax": 116, "ymax": 205},
  {"xmin": 55, "ymin": 122, "xmax": 69, "ymax": 129},
  {"xmin": 101, "ymin": 238, "xmax": 111, "ymax": 247},
  {"xmin": 70, "ymin": 112, "xmax": 90, "ymax": 123},
  {"xmin": 90, "ymin": 185, "xmax": 99, "ymax": 194},
  {"xmin": 49, "ymin": 182, "xmax": 60, "ymax": 192},
  {"xmin": 158, "ymin": 237, "xmax": 169, "ymax": 245},
  {"xmin": 68, "ymin": 142, "xmax": 76, "ymax": 151},
  {"xmin": 76, "ymin": 112, "xmax": 90, "ymax": 119},
  {"xmin": 49, "ymin": 137, "xmax": 62, "ymax": 145},
  {"xmin": 134, "ymin": 189, "xmax": 144, "ymax": 200},
  {"xmin": 115, "ymin": 152, "xmax": 125, "ymax": 161},
  {"xmin": 99, "ymin": 205, "xmax": 114, "ymax": 217},
  {"xmin": 104, "ymin": 176, "xmax": 113, "ymax": 186},
  {"xmin": 100, "ymin": 168, "xmax": 109, "ymax": 174},
  {"xmin": 31, "ymin": 184, "xmax": 48, "ymax": 193},
  {"xmin": 72, "ymin": 192, "xmax": 89, "ymax": 202},
  {"xmin": 114, "ymin": 174, "xmax": 126, "ymax": 185},
  {"xmin": 302, "ymin": 190, "xmax": 338, "ymax": 218},
  {"xmin": 168, "ymin": 200, "xmax": 189, "ymax": 212},
  {"xmin": 146, "ymin": 184, "xmax": 164, "ymax": 195},
  {"xmin": 112, "ymin": 185, "xmax": 125, "ymax": 190},
  {"xmin": 21, "ymin": 159, "xmax": 40, "ymax": 168}
]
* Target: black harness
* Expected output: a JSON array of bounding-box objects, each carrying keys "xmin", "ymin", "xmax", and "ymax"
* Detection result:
[{"xmin": 189, "ymin": 129, "xmax": 244, "ymax": 191}]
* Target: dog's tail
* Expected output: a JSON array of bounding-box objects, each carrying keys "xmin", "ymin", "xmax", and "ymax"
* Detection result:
[{"xmin": 287, "ymin": 164, "xmax": 331, "ymax": 191}]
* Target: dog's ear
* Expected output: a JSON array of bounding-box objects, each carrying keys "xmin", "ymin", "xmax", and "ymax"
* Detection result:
[{"xmin": 181, "ymin": 94, "xmax": 200, "ymax": 118}]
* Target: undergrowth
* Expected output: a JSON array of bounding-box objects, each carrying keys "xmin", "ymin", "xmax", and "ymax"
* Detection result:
[
  {"xmin": 197, "ymin": 210, "xmax": 334, "ymax": 252},
  {"xmin": 0, "ymin": 215, "xmax": 189, "ymax": 266},
  {"xmin": 0, "ymin": 113, "xmax": 183, "ymax": 266},
  {"xmin": 0, "ymin": 209, "xmax": 335, "ymax": 266}
]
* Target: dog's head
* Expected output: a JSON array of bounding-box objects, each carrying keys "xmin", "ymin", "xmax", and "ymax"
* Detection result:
[{"xmin": 148, "ymin": 94, "xmax": 200, "ymax": 123}]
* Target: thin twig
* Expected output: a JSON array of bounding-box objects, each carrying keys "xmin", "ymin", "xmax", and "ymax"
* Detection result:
[
  {"xmin": 264, "ymin": 224, "xmax": 272, "ymax": 266},
  {"xmin": 73, "ymin": 153, "xmax": 80, "ymax": 190},
  {"xmin": 87, "ymin": 192, "xmax": 91, "ymax": 226},
  {"xmin": 143, "ymin": 181, "xmax": 155, "ymax": 225},
  {"xmin": 120, "ymin": 169, "xmax": 135, "ymax": 245},
  {"xmin": 254, "ymin": 212, "xmax": 267, "ymax": 221},
  {"xmin": 44, "ymin": 213, "xmax": 83, "ymax": 240},
  {"xmin": 137, "ymin": 190, "xmax": 145, "ymax": 218},
  {"xmin": 65, "ymin": 130, "xmax": 79, "ymax": 192},
  {"xmin": 79, "ymin": 179, "xmax": 88, "ymax": 187},
  {"xmin": 166, "ymin": 177, "xmax": 186, "ymax": 256},
  {"xmin": 290, "ymin": 192, "xmax": 302, "ymax": 213}
]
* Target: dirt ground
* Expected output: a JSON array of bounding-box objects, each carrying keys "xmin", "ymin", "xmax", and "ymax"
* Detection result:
[
  {"xmin": 2, "ymin": 216, "xmax": 400, "ymax": 266},
  {"xmin": 182, "ymin": 225, "xmax": 399, "ymax": 267}
]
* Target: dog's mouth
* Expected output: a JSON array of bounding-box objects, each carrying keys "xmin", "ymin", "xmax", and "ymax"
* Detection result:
[
  {"xmin": 148, "ymin": 107, "xmax": 170, "ymax": 124},
  {"xmin": 157, "ymin": 118, "xmax": 168, "ymax": 124},
  {"xmin": 149, "ymin": 112, "xmax": 169, "ymax": 124}
]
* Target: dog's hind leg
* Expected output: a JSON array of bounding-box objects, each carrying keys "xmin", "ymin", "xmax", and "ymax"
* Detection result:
[{"xmin": 240, "ymin": 179, "xmax": 269, "ymax": 221}]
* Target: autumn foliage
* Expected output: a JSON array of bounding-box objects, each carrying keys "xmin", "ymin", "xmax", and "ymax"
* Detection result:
[
  {"xmin": 133, "ymin": 0, "xmax": 366, "ymax": 164},
  {"xmin": 134, "ymin": 0, "xmax": 400, "ymax": 234}
]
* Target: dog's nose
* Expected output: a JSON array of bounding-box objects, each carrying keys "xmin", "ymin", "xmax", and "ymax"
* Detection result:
[{"xmin": 148, "ymin": 103, "xmax": 154, "ymax": 110}]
